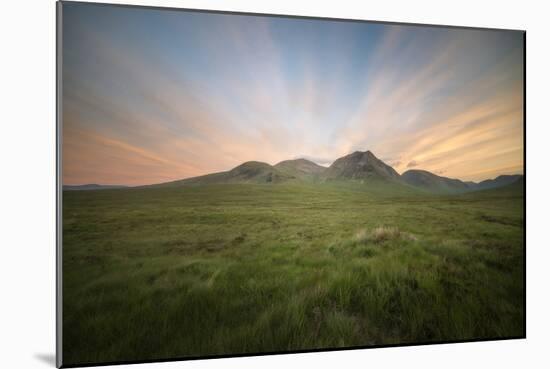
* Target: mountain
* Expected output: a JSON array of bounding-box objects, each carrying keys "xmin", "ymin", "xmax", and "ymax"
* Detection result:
[
  {"xmin": 63, "ymin": 184, "xmax": 127, "ymax": 191},
  {"xmin": 324, "ymin": 150, "xmax": 401, "ymax": 182},
  {"xmin": 152, "ymin": 161, "xmax": 294, "ymax": 187},
  {"xmin": 274, "ymin": 159, "xmax": 326, "ymax": 180},
  {"xmin": 461, "ymin": 176, "xmax": 524, "ymax": 199},
  {"xmin": 223, "ymin": 161, "xmax": 293, "ymax": 183},
  {"xmin": 470, "ymin": 174, "xmax": 524, "ymax": 191},
  {"xmin": 402, "ymin": 170, "xmax": 524, "ymax": 194},
  {"xmin": 402, "ymin": 169, "xmax": 470, "ymax": 194},
  {"xmin": 144, "ymin": 149, "xmax": 523, "ymax": 193}
]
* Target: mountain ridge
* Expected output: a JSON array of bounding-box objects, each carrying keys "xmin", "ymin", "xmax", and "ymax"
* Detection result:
[
  {"xmin": 66, "ymin": 150, "xmax": 523, "ymax": 193},
  {"xmin": 473, "ymin": 174, "xmax": 524, "ymax": 191},
  {"xmin": 151, "ymin": 161, "xmax": 294, "ymax": 187},
  {"xmin": 401, "ymin": 169, "xmax": 471, "ymax": 194}
]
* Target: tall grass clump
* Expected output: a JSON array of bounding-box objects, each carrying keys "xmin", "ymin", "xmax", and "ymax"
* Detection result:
[{"xmin": 354, "ymin": 226, "xmax": 417, "ymax": 245}]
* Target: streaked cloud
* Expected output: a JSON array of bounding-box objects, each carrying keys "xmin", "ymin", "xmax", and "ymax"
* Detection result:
[{"xmin": 62, "ymin": 3, "xmax": 524, "ymax": 185}]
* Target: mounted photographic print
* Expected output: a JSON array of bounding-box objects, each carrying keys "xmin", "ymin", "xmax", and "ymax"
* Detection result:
[{"xmin": 57, "ymin": 1, "xmax": 526, "ymax": 367}]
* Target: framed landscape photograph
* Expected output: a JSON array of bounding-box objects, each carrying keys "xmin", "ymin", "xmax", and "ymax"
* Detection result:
[{"xmin": 57, "ymin": 1, "xmax": 525, "ymax": 367}]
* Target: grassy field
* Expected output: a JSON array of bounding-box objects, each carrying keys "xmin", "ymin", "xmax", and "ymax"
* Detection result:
[{"xmin": 62, "ymin": 181, "xmax": 524, "ymax": 365}]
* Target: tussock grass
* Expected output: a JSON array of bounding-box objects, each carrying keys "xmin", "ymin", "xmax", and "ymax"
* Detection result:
[
  {"xmin": 371, "ymin": 226, "xmax": 401, "ymax": 243},
  {"xmin": 354, "ymin": 226, "xmax": 418, "ymax": 244}
]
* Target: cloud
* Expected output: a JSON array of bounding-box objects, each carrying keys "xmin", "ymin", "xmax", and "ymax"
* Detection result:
[
  {"xmin": 380, "ymin": 157, "xmax": 401, "ymax": 167},
  {"xmin": 62, "ymin": 6, "xmax": 524, "ymax": 185},
  {"xmin": 333, "ymin": 27, "xmax": 523, "ymax": 181}
]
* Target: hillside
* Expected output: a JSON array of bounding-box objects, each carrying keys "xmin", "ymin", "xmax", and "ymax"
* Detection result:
[
  {"xmin": 151, "ymin": 161, "xmax": 294, "ymax": 187},
  {"xmin": 324, "ymin": 150, "xmax": 401, "ymax": 182},
  {"xmin": 274, "ymin": 159, "xmax": 326, "ymax": 181},
  {"xmin": 402, "ymin": 170, "xmax": 523, "ymax": 194},
  {"xmin": 470, "ymin": 174, "xmax": 524, "ymax": 191},
  {"xmin": 467, "ymin": 176, "xmax": 524, "ymax": 197},
  {"xmin": 136, "ymin": 149, "xmax": 523, "ymax": 194},
  {"xmin": 402, "ymin": 169, "xmax": 470, "ymax": 194}
]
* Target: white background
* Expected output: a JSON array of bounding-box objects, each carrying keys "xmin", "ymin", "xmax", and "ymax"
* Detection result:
[{"xmin": 1, "ymin": 0, "xmax": 549, "ymax": 368}]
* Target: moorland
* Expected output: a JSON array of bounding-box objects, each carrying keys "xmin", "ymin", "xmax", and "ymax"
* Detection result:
[{"xmin": 62, "ymin": 150, "xmax": 524, "ymax": 365}]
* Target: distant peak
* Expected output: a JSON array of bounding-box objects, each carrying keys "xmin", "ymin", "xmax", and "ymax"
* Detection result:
[
  {"xmin": 239, "ymin": 160, "xmax": 270, "ymax": 166},
  {"xmin": 350, "ymin": 150, "xmax": 377, "ymax": 159},
  {"xmin": 365, "ymin": 150, "xmax": 377, "ymax": 159},
  {"xmin": 231, "ymin": 161, "xmax": 273, "ymax": 171},
  {"xmin": 354, "ymin": 149, "xmax": 373, "ymax": 154},
  {"xmin": 325, "ymin": 149, "xmax": 399, "ymax": 181}
]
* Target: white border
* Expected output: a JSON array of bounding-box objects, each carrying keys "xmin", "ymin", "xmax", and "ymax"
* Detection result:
[{"xmin": 2, "ymin": 1, "xmax": 549, "ymax": 369}]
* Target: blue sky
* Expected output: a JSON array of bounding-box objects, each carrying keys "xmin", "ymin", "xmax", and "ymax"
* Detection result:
[{"xmin": 62, "ymin": 3, "xmax": 524, "ymax": 185}]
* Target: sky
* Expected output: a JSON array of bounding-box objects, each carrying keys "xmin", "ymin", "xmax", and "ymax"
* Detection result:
[{"xmin": 62, "ymin": 3, "xmax": 524, "ymax": 186}]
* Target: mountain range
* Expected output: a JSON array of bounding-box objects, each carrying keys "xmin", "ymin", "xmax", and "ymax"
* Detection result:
[{"xmin": 148, "ymin": 150, "xmax": 523, "ymax": 194}]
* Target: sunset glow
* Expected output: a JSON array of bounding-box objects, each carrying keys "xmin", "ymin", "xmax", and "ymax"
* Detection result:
[{"xmin": 62, "ymin": 4, "xmax": 524, "ymax": 186}]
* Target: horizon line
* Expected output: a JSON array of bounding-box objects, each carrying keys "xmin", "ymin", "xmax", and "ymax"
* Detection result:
[{"xmin": 62, "ymin": 150, "xmax": 525, "ymax": 188}]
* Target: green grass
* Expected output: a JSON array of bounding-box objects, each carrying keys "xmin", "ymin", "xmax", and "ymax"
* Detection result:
[{"xmin": 62, "ymin": 182, "xmax": 524, "ymax": 365}]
